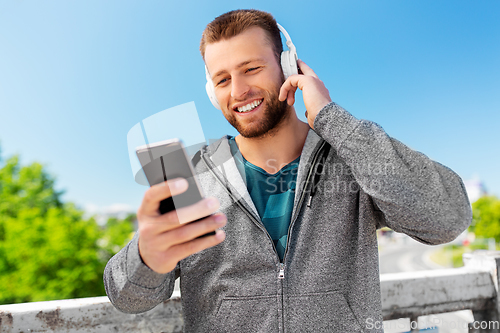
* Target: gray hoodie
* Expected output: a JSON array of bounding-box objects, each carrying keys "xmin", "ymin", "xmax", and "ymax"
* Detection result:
[{"xmin": 104, "ymin": 102, "xmax": 472, "ymax": 332}]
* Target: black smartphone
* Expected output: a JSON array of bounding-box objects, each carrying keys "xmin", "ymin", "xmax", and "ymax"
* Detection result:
[{"xmin": 136, "ymin": 139, "xmax": 215, "ymax": 236}]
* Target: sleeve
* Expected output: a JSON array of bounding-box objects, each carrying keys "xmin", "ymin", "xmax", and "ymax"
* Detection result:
[
  {"xmin": 103, "ymin": 232, "xmax": 179, "ymax": 313},
  {"xmin": 313, "ymin": 102, "xmax": 472, "ymax": 245}
]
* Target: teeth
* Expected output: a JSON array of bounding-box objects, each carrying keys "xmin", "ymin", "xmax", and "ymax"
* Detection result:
[{"xmin": 237, "ymin": 99, "xmax": 262, "ymax": 112}]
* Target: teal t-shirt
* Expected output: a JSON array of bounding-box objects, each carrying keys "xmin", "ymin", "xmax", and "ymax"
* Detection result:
[{"xmin": 228, "ymin": 137, "xmax": 299, "ymax": 260}]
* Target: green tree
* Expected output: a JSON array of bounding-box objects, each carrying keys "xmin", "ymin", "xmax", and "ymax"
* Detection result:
[
  {"xmin": 99, "ymin": 214, "xmax": 135, "ymax": 263},
  {"xmin": 470, "ymin": 195, "xmax": 500, "ymax": 242},
  {"xmin": 0, "ymin": 152, "xmax": 135, "ymax": 304},
  {"xmin": 0, "ymin": 155, "xmax": 62, "ymax": 219}
]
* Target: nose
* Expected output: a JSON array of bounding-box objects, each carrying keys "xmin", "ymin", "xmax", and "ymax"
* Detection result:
[{"xmin": 231, "ymin": 75, "xmax": 250, "ymax": 100}]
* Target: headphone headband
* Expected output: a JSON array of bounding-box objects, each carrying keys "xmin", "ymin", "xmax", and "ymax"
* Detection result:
[
  {"xmin": 205, "ymin": 23, "xmax": 298, "ymax": 110},
  {"xmin": 276, "ymin": 23, "xmax": 295, "ymax": 52}
]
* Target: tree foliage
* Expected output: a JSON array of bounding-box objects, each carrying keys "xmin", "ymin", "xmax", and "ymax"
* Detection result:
[
  {"xmin": 100, "ymin": 214, "xmax": 135, "ymax": 263},
  {"xmin": 0, "ymin": 153, "xmax": 134, "ymax": 304},
  {"xmin": 470, "ymin": 195, "xmax": 500, "ymax": 242}
]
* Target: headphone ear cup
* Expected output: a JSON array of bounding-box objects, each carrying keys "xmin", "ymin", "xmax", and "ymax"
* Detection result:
[
  {"xmin": 281, "ymin": 50, "xmax": 298, "ymax": 79},
  {"xmin": 206, "ymin": 78, "xmax": 221, "ymax": 110},
  {"xmin": 281, "ymin": 51, "xmax": 291, "ymax": 79}
]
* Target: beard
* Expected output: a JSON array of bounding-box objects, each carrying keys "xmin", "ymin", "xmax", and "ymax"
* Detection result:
[{"xmin": 224, "ymin": 85, "xmax": 290, "ymax": 139}]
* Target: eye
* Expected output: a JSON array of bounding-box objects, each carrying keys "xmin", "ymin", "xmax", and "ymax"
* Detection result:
[
  {"xmin": 246, "ymin": 67, "xmax": 261, "ymax": 73},
  {"xmin": 216, "ymin": 77, "xmax": 229, "ymax": 86}
]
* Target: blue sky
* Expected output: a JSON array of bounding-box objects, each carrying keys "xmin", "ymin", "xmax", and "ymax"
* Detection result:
[{"xmin": 0, "ymin": 0, "xmax": 499, "ymax": 215}]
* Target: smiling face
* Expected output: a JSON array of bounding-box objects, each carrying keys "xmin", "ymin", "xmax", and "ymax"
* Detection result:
[{"xmin": 204, "ymin": 27, "xmax": 290, "ymax": 138}]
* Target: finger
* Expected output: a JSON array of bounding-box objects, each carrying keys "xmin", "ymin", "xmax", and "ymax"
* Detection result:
[
  {"xmin": 297, "ymin": 59, "xmax": 319, "ymax": 78},
  {"xmin": 141, "ymin": 196, "xmax": 220, "ymax": 236},
  {"xmin": 146, "ymin": 196, "xmax": 220, "ymax": 233},
  {"xmin": 176, "ymin": 196, "xmax": 220, "ymax": 224},
  {"xmin": 139, "ymin": 178, "xmax": 189, "ymax": 216},
  {"xmin": 278, "ymin": 79, "xmax": 290, "ymax": 102},
  {"xmin": 279, "ymin": 75, "xmax": 299, "ymax": 102},
  {"xmin": 138, "ymin": 226, "xmax": 226, "ymax": 274},
  {"xmin": 154, "ymin": 213, "xmax": 227, "ymax": 250},
  {"xmin": 287, "ymin": 88, "xmax": 296, "ymax": 106},
  {"xmin": 167, "ymin": 229, "xmax": 226, "ymax": 262}
]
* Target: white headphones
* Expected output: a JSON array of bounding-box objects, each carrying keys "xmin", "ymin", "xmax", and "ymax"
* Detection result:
[{"xmin": 205, "ymin": 23, "xmax": 298, "ymax": 110}]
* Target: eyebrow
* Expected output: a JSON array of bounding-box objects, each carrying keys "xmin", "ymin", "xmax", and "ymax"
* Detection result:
[{"xmin": 211, "ymin": 58, "xmax": 266, "ymax": 81}]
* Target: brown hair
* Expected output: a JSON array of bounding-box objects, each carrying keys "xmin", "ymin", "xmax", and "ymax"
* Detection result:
[{"xmin": 200, "ymin": 9, "xmax": 282, "ymax": 63}]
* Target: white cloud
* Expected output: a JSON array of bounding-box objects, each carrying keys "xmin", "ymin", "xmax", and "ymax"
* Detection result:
[{"xmin": 83, "ymin": 203, "xmax": 136, "ymax": 225}]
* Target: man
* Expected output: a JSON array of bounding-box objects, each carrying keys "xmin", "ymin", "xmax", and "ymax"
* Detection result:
[{"xmin": 104, "ymin": 9, "xmax": 472, "ymax": 332}]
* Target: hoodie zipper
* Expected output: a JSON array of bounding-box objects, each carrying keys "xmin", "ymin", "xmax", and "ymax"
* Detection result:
[
  {"xmin": 202, "ymin": 141, "xmax": 328, "ymax": 333},
  {"xmin": 278, "ymin": 263, "xmax": 285, "ymax": 279}
]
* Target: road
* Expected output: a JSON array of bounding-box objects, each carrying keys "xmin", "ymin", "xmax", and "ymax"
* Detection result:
[
  {"xmin": 378, "ymin": 234, "xmax": 473, "ymax": 333},
  {"xmin": 378, "ymin": 234, "xmax": 446, "ymax": 274}
]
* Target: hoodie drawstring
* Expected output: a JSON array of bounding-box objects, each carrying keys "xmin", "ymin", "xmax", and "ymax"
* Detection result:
[{"xmin": 307, "ymin": 143, "xmax": 331, "ymax": 207}]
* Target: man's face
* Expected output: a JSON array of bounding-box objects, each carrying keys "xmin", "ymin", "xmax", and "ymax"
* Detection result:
[{"xmin": 204, "ymin": 27, "xmax": 289, "ymax": 138}]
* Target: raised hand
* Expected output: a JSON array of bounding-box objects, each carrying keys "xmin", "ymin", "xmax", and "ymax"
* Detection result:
[{"xmin": 278, "ymin": 59, "xmax": 332, "ymax": 129}]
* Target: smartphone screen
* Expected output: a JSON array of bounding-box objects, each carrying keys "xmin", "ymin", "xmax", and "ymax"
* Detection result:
[
  {"xmin": 137, "ymin": 139, "xmax": 203, "ymax": 213},
  {"xmin": 136, "ymin": 139, "xmax": 215, "ymax": 237}
]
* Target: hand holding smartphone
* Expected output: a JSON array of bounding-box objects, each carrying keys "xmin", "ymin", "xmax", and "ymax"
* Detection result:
[
  {"xmin": 134, "ymin": 139, "xmax": 225, "ymax": 274},
  {"xmin": 136, "ymin": 139, "xmax": 208, "ymax": 214}
]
